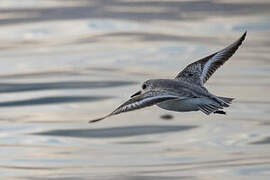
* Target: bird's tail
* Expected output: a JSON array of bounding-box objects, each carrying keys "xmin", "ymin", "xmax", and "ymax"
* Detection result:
[
  {"xmin": 215, "ymin": 96, "xmax": 234, "ymax": 108},
  {"xmin": 218, "ymin": 96, "xmax": 234, "ymax": 104},
  {"xmin": 210, "ymin": 97, "xmax": 234, "ymax": 115},
  {"xmin": 199, "ymin": 96, "xmax": 234, "ymax": 115}
]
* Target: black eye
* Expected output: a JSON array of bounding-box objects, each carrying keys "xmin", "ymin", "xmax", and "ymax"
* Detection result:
[
  {"xmin": 142, "ymin": 84, "xmax": 147, "ymax": 89},
  {"xmin": 188, "ymin": 73, "xmax": 193, "ymax": 77}
]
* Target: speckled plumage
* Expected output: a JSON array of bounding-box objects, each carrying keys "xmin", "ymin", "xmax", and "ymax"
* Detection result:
[{"xmin": 89, "ymin": 32, "xmax": 246, "ymax": 123}]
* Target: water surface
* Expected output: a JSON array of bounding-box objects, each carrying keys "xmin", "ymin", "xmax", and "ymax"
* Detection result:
[{"xmin": 0, "ymin": 0, "xmax": 270, "ymax": 179}]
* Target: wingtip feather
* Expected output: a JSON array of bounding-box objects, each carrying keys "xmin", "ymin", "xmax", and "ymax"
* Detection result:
[
  {"xmin": 88, "ymin": 116, "xmax": 108, "ymax": 123},
  {"xmin": 240, "ymin": 31, "xmax": 247, "ymax": 43}
]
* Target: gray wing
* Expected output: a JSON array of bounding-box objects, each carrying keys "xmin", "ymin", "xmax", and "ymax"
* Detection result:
[
  {"xmin": 175, "ymin": 32, "xmax": 246, "ymax": 85},
  {"xmin": 89, "ymin": 91, "xmax": 180, "ymax": 123}
]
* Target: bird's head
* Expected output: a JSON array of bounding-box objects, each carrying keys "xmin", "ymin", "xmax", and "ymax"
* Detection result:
[{"xmin": 130, "ymin": 80, "xmax": 153, "ymax": 98}]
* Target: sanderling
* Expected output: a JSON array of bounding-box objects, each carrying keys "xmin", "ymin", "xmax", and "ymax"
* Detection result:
[{"xmin": 89, "ymin": 32, "xmax": 246, "ymax": 123}]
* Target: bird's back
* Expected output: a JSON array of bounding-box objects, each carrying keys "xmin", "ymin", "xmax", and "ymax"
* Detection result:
[{"xmin": 148, "ymin": 79, "xmax": 209, "ymax": 97}]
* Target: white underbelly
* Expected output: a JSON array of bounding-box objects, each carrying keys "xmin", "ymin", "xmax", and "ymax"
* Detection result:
[{"xmin": 157, "ymin": 98, "xmax": 214, "ymax": 112}]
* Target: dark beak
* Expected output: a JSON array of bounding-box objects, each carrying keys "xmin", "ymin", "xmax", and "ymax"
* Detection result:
[{"xmin": 130, "ymin": 90, "xmax": 141, "ymax": 98}]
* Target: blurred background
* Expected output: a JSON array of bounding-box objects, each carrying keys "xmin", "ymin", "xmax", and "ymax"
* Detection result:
[{"xmin": 0, "ymin": 0, "xmax": 270, "ymax": 179}]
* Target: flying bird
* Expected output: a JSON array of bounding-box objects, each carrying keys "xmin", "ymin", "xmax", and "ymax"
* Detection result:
[{"xmin": 89, "ymin": 32, "xmax": 246, "ymax": 123}]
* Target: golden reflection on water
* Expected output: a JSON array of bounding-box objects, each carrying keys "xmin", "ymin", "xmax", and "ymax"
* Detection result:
[{"xmin": 0, "ymin": 0, "xmax": 270, "ymax": 179}]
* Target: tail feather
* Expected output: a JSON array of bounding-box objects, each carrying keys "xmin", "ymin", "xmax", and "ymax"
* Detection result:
[
  {"xmin": 199, "ymin": 96, "xmax": 233, "ymax": 115},
  {"xmin": 218, "ymin": 96, "xmax": 234, "ymax": 104}
]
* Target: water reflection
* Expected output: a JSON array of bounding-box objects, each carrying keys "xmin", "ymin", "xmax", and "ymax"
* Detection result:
[
  {"xmin": 0, "ymin": 80, "xmax": 136, "ymax": 93},
  {"xmin": 75, "ymin": 32, "xmax": 224, "ymax": 44},
  {"xmin": 34, "ymin": 125, "xmax": 197, "ymax": 138},
  {"xmin": 0, "ymin": 0, "xmax": 270, "ymax": 179},
  {"xmin": 1, "ymin": 1, "xmax": 270, "ymax": 25},
  {"xmin": 250, "ymin": 137, "xmax": 270, "ymax": 145},
  {"xmin": 0, "ymin": 96, "xmax": 111, "ymax": 107}
]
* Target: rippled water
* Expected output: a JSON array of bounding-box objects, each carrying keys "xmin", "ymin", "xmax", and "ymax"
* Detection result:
[{"xmin": 0, "ymin": 0, "xmax": 270, "ymax": 179}]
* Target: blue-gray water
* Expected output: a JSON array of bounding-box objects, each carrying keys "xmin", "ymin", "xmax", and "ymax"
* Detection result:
[{"xmin": 0, "ymin": 0, "xmax": 270, "ymax": 179}]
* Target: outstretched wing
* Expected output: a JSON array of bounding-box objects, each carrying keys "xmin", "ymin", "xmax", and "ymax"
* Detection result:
[
  {"xmin": 175, "ymin": 32, "xmax": 246, "ymax": 85},
  {"xmin": 89, "ymin": 91, "xmax": 179, "ymax": 123}
]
